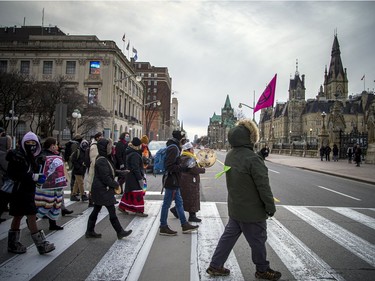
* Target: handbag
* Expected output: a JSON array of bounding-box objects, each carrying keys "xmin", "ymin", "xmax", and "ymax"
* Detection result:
[{"xmin": 1, "ymin": 177, "xmax": 15, "ymax": 193}]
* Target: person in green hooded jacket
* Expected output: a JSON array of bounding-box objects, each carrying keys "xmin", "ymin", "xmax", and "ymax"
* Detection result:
[{"xmin": 206, "ymin": 119, "xmax": 281, "ymax": 281}]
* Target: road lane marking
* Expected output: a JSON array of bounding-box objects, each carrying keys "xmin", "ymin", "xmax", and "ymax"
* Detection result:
[
  {"xmin": 268, "ymin": 218, "xmax": 345, "ymax": 281},
  {"xmin": 198, "ymin": 202, "xmax": 244, "ymax": 281},
  {"xmin": 284, "ymin": 206, "xmax": 375, "ymax": 267},
  {"xmin": 0, "ymin": 207, "xmax": 108, "ymax": 281},
  {"xmin": 329, "ymin": 207, "xmax": 375, "ymax": 230},
  {"xmin": 268, "ymin": 169, "xmax": 280, "ymax": 174},
  {"xmin": 86, "ymin": 201, "xmax": 162, "ymax": 281},
  {"xmin": 317, "ymin": 185, "xmax": 361, "ymax": 201}
]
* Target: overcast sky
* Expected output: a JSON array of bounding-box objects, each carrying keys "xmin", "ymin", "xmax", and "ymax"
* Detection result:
[{"xmin": 1, "ymin": 0, "xmax": 374, "ymax": 139}]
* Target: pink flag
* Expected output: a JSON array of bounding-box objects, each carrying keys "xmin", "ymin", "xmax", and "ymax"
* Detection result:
[{"xmin": 253, "ymin": 74, "xmax": 277, "ymax": 113}]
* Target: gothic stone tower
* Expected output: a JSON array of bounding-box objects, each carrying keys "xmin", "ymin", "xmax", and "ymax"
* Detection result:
[
  {"xmin": 288, "ymin": 60, "xmax": 306, "ymax": 141},
  {"xmin": 323, "ymin": 34, "xmax": 348, "ymax": 100}
]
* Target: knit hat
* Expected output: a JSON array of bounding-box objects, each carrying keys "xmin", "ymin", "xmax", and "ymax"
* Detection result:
[
  {"xmin": 94, "ymin": 131, "xmax": 103, "ymax": 139},
  {"xmin": 172, "ymin": 130, "xmax": 186, "ymax": 141},
  {"xmin": 140, "ymin": 135, "xmax": 149, "ymax": 144},
  {"xmin": 131, "ymin": 137, "xmax": 142, "ymax": 147},
  {"xmin": 228, "ymin": 119, "xmax": 259, "ymax": 148},
  {"xmin": 182, "ymin": 142, "xmax": 193, "ymax": 151}
]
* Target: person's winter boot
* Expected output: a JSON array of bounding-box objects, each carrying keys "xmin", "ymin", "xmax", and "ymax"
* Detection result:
[
  {"xmin": 81, "ymin": 193, "xmax": 89, "ymax": 202},
  {"xmin": 85, "ymin": 219, "xmax": 102, "ymax": 238},
  {"xmin": 188, "ymin": 212, "xmax": 202, "ymax": 223},
  {"xmin": 8, "ymin": 230, "xmax": 27, "ymax": 254},
  {"xmin": 49, "ymin": 219, "xmax": 64, "ymax": 230},
  {"xmin": 110, "ymin": 217, "xmax": 132, "ymax": 239},
  {"xmin": 31, "ymin": 230, "xmax": 55, "ymax": 255}
]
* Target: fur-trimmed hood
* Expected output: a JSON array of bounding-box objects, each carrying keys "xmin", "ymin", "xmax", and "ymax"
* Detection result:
[{"xmin": 228, "ymin": 119, "xmax": 259, "ymax": 148}]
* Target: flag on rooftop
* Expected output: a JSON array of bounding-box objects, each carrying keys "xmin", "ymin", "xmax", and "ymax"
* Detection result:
[
  {"xmin": 134, "ymin": 53, "xmax": 138, "ymax": 62},
  {"xmin": 132, "ymin": 47, "xmax": 137, "ymax": 54},
  {"xmin": 126, "ymin": 41, "xmax": 130, "ymax": 51},
  {"xmin": 253, "ymin": 74, "xmax": 277, "ymax": 113},
  {"xmin": 361, "ymin": 74, "xmax": 365, "ymax": 80},
  {"xmin": 122, "ymin": 33, "xmax": 125, "ymax": 42}
]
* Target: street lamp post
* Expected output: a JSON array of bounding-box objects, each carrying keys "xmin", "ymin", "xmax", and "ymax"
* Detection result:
[
  {"xmin": 143, "ymin": 100, "xmax": 161, "ymax": 137},
  {"xmin": 72, "ymin": 109, "xmax": 81, "ymax": 135},
  {"xmin": 5, "ymin": 101, "xmax": 18, "ymax": 149},
  {"xmin": 309, "ymin": 128, "xmax": 313, "ymax": 145}
]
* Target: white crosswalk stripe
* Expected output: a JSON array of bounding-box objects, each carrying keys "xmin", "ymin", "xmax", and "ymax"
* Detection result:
[
  {"xmin": 284, "ymin": 205, "xmax": 375, "ymax": 267},
  {"xmin": 0, "ymin": 202, "xmax": 374, "ymax": 281}
]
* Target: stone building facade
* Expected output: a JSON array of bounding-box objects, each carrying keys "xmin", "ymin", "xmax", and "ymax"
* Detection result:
[
  {"xmin": 0, "ymin": 25, "xmax": 175, "ymax": 142},
  {"xmin": 207, "ymin": 95, "xmax": 237, "ymax": 149},
  {"xmin": 258, "ymin": 34, "xmax": 374, "ymax": 162}
]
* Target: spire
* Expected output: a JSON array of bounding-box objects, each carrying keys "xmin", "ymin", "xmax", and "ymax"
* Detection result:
[
  {"xmin": 295, "ymin": 59, "xmax": 299, "ymax": 77},
  {"xmin": 224, "ymin": 94, "xmax": 231, "ymax": 109}
]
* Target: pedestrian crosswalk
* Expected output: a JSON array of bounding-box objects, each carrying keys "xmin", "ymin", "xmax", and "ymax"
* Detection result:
[{"xmin": 0, "ymin": 201, "xmax": 374, "ymax": 281}]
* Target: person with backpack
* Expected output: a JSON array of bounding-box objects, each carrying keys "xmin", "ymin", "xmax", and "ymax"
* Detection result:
[
  {"xmin": 36, "ymin": 137, "xmax": 65, "ymax": 231},
  {"xmin": 85, "ymin": 132, "xmax": 103, "ymax": 207},
  {"xmin": 70, "ymin": 140, "xmax": 89, "ymax": 202},
  {"xmin": 85, "ymin": 138, "xmax": 132, "ymax": 239},
  {"xmin": 118, "ymin": 137, "xmax": 147, "ymax": 216},
  {"xmin": 159, "ymin": 130, "xmax": 199, "ymax": 236}
]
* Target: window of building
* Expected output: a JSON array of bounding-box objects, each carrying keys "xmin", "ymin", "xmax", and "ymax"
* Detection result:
[
  {"xmin": 43, "ymin": 61, "xmax": 53, "ymax": 74},
  {"xmin": 0, "ymin": 60, "xmax": 8, "ymax": 73},
  {"xmin": 88, "ymin": 88, "xmax": 98, "ymax": 105},
  {"xmin": 66, "ymin": 61, "xmax": 76, "ymax": 74},
  {"xmin": 89, "ymin": 61, "xmax": 101, "ymax": 75},
  {"xmin": 153, "ymin": 88, "xmax": 157, "ymax": 93},
  {"xmin": 20, "ymin": 61, "xmax": 30, "ymax": 74}
]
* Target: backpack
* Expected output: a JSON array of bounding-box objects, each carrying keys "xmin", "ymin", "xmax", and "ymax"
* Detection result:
[{"xmin": 153, "ymin": 144, "xmax": 178, "ymax": 174}]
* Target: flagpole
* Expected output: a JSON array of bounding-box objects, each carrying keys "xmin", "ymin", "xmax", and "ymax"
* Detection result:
[{"xmin": 364, "ymin": 76, "xmax": 366, "ymax": 92}]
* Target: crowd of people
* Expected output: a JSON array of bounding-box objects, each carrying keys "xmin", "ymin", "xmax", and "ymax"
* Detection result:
[
  {"xmin": 0, "ymin": 124, "xmax": 284, "ymax": 280},
  {"xmin": 319, "ymin": 143, "xmax": 363, "ymax": 166}
]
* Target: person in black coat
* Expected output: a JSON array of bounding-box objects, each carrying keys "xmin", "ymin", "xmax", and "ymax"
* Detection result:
[
  {"xmin": 70, "ymin": 140, "xmax": 89, "ymax": 202},
  {"xmin": 118, "ymin": 137, "xmax": 147, "ymax": 216},
  {"xmin": 85, "ymin": 138, "xmax": 132, "ymax": 239}
]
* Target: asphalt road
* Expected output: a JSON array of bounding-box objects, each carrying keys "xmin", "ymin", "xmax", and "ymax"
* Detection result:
[{"xmin": 0, "ymin": 150, "xmax": 374, "ymax": 281}]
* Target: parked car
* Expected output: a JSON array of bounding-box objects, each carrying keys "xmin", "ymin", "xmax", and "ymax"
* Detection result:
[{"xmin": 146, "ymin": 141, "xmax": 167, "ymax": 173}]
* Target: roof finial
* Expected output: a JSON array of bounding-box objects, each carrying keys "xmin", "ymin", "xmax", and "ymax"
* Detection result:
[{"xmin": 295, "ymin": 59, "xmax": 299, "ymax": 76}]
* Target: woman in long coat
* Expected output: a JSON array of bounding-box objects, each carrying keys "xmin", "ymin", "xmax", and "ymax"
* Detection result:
[
  {"xmin": 118, "ymin": 137, "xmax": 147, "ymax": 216},
  {"xmin": 180, "ymin": 142, "xmax": 205, "ymax": 222},
  {"xmin": 85, "ymin": 138, "xmax": 132, "ymax": 239}
]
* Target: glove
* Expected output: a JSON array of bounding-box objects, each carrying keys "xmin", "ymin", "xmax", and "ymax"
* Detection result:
[{"xmin": 33, "ymin": 173, "xmax": 46, "ymax": 184}]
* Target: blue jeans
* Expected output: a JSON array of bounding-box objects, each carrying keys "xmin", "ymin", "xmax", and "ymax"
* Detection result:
[{"xmin": 160, "ymin": 188, "xmax": 187, "ymax": 227}]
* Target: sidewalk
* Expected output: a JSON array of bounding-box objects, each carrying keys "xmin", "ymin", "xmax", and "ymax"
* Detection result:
[{"xmin": 266, "ymin": 154, "xmax": 375, "ymax": 185}]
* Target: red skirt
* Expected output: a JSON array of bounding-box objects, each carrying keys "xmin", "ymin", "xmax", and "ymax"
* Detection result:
[{"xmin": 119, "ymin": 190, "xmax": 145, "ymax": 213}]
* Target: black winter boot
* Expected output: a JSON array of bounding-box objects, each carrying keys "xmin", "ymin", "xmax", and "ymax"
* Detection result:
[
  {"xmin": 31, "ymin": 230, "xmax": 55, "ymax": 254},
  {"xmin": 49, "ymin": 219, "xmax": 64, "ymax": 230},
  {"xmin": 85, "ymin": 219, "xmax": 102, "ymax": 238},
  {"xmin": 188, "ymin": 212, "xmax": 202, "ymax": 223},
  {"xmin": 110, "ymin": 217, "xmax": 132, "ymax": 239},
  {"xmin": 8, "ymin": 230, "xmax": 27, "ymax": 254}
]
